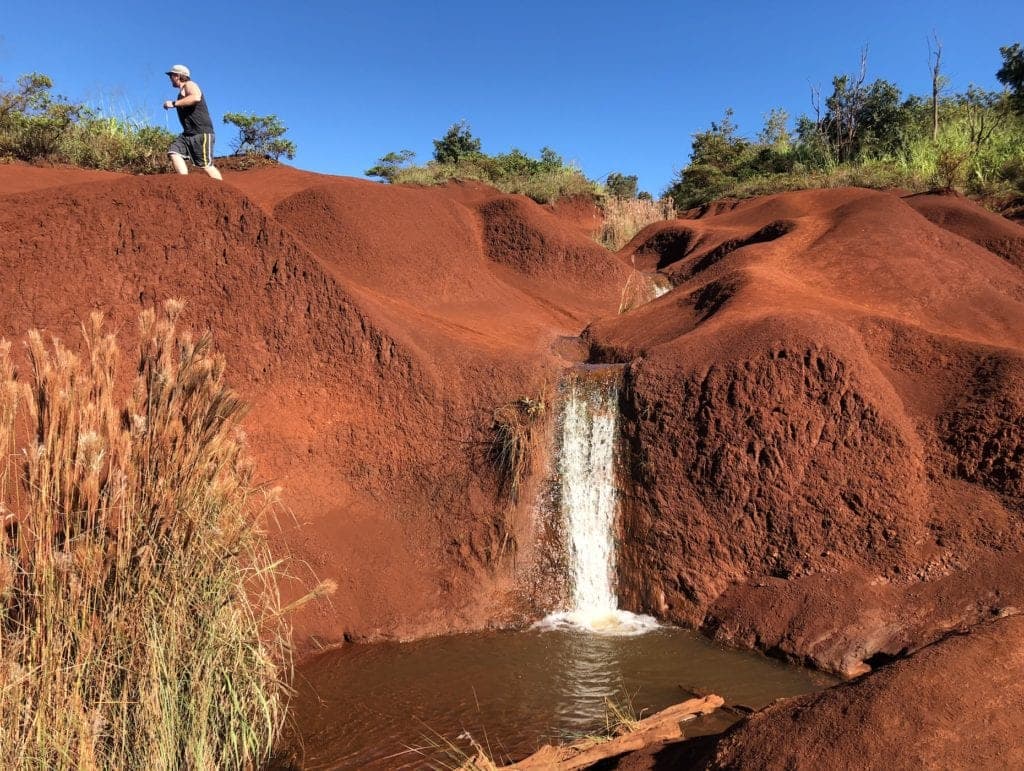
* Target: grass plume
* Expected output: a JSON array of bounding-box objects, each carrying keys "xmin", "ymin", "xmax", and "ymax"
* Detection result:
[
  {"xmin": 0, "ymin": 302, "xmax": 290, "ymax": 769},
  {"xmin": 598, "ymin": 197, "xmax": 677, "ymax": 251}
]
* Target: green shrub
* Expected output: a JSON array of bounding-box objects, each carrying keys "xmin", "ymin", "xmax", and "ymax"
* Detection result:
[
  {"xmin": 605, "ymin": 172, "xmax": 639, "ymax": 200},
  {"xmin": 0, "ymin": 72, "xmax": 177, "ymax": 173},
  {"xmin": 370, "ymin": 123, "xmax": 601, "ymax": 203},
  {"xmin": 665, "ymin": 52, "xmax": 1024, "ymax": 212},
  {"xmin": 365, "ymin": 149, "xmax": 416, "ymax": 182},
  {"xmin": 222, "ymin": 112, "xmax": 297, "ymax": 161},
  {"xmin": 386, "ymin": 151, "xmax": 600, "ymax": 204},
  {"xmin": 433, "ymin": 119, "xmax": 481, "ymax": 163}
]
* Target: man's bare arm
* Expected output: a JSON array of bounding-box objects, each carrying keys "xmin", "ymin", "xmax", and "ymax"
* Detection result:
[{"xmin": 164, "ymin": 82, "xmax": 203, "ymax": 109}]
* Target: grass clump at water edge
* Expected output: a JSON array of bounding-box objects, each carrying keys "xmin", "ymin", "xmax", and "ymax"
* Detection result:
[{"xmin": 0, "ymin": 302, "xmax": 292, "ymax": 769}]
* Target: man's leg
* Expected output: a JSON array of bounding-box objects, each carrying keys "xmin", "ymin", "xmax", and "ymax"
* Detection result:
[
  {"xmin": 199, "ymin": 134, "xmax": 222, "ymax": 181},
  {"xmin": 169, "ymin": 153, "xmax": 189, "ymax": 175}
]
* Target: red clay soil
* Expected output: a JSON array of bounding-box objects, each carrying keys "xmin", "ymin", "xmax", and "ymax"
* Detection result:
[
  {"xmin": 614, "ymin": 613, "xmax": 1024, "ymax": 770},
  {"xmin": 3, "ymin": 163, "xmax": 1024, "ymax": 760},
  {"xmin": 0, "ymin": 163, "xmax": 629, "ymax": 654},
  {"xmin": 591, "ymin": 186, "xmax": 1024, "ymax": 677}
]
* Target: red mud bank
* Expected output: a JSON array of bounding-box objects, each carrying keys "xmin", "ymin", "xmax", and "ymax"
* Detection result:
[
  {"xmin": 616, "ymin": 614, "xmax": 1024, "ymax": 770},
  {"xmin": 0, "ymin": 164, "xmax": 629, "ymax": 654},
  {"xmin": 3, "ymin": 164, "xmax": 1024, "ymax": 760},
  {"xmin": 590, "ymin": 187, "xmax": 1024, "ymax": 680}
]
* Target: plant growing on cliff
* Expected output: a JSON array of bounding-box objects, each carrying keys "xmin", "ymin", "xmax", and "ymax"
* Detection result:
[
  {"xmin": 0, "ymin": 303, "xmax": 292, "ymax": 768},
  {"xmin": 488, "ymin": 396, "xmax": 546, "ymax": 505}
]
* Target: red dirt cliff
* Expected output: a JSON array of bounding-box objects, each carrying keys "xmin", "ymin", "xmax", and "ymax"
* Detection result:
[{"xmin": 3, "ymin": 166, "xmax": 1024, "ymax": 763}]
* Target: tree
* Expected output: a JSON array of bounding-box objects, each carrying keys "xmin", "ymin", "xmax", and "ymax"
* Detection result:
[
  {"xmin": 758, "ymin": 108, "xmax": 791, "ymax": 148},
  {"xmin": 432, "ymin": 119, "xmax": 481, "ymax": 163},
  {"xmin": 928, "ymin": 32, "xmax": 947, "ymax": 141},
  {"xmin": 221, "ymin": 112, "xmax": 296, "ymax": 160},
  {"xmin": 996, "ymin": 43, "xmax": 1024, "ymax": 113},
  {"xmin": 807, "ymin": 50, "xmax": 907, "ymax": 163},
  {"xmin": 0, "ymin": 73, "xmax": 56, "ymax": 123},
  {"xmin": 0, "ymin": 73, "xmax": 82, "ymax": 160},
  {"xmin": 365, "ymin": 149, "xmax": 416, "ymax": 182},
  {"xmin": 959, "ymin": 86, "xmax": 1009, "ymax": 151},
  {"xmin": 664, "ymin": 108, "xmax": 752, "ymax": 210},
  {"xmin": 538, "ymin": 146, "xmax": 563, "ymax": 172},
  {"xmin": 605, "ymin": 172, "xmax": 638, "ymax": 199},
  {"xmin": 688, "ymin": 108, "xmax": 749, "ymax": 170}
]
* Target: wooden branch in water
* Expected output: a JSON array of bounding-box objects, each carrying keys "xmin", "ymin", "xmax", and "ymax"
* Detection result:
[{"xmin": 477, "ymin": 694, "xmax": 724, "ymax": 770}]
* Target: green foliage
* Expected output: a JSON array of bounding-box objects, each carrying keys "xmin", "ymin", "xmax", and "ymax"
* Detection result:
[
  {"xmin": 222, "ymin": 112, "xmax": 297, "ymax": 160},
  {"xmin": 666, "ymin": 48, "xmax": 1024, "ymax": 212},
  {"xmin": 817, "ymin": 75, "xmax": 908, "ymax": 162},
  {"xmin": 0, "ymin": 72, "xmax": 175, "ymax": 173},
  {"xmin": 0, "ymin": 72, "xmax": 83, "ymax": 160},
  {"xmin": 432, "ymin": 119, "xmax": 482, "ymax": 163},
  {"xmin": 373, "ymin": 124, "xmax": 599, "ymax": 203},
  {"xmin": 997, "ymin": 43, "xmax": 1024, "ymax": 113},
  {"xmin": 605, "ymin": 172, "xmax": 638, "ymax": 200},
  {"xmin": 758, "ymin": 108, "xmax": 792, "ymax": 148},
  {"xmin": 365, "ymin": 149, "xmax": 416, "ymax": 181}
]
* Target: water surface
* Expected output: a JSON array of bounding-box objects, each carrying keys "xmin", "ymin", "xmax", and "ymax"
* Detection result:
[{"xmin": 280, "ymin": 626, "xmax": 833, "ymax": 769}]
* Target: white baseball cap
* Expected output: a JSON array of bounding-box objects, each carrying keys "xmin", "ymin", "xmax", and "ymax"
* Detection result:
[{"xmin": 165, "ymin": 64, "xmax": 191, "ymax": 77}]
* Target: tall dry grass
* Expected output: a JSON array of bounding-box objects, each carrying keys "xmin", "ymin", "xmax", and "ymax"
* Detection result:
[
  {"xmin": 0, "ymin": 302, "xmax": 289, "ymax": 769},
  {"xmin": 598, "ymin": 197, "xmax": 677, "ymax": 251}
]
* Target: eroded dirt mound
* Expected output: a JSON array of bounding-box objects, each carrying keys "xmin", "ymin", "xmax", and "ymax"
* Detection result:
[
  {"xmin": 617, "ymin": 615, "xmax": 1024, "ymax": 770},
  {"xmin": 0, "ymin": 165, "xmax": 628, "ymax": 653},
  {"xmin": 904, "ymin": 190, "xmax": 1024, "ymax": 270},
  {"xmin": 703, "ymin": 614, "xmax": 1024, "ymax": 770},
  {"xmin": 4, "ymin": 164, "xmax": 1024, "ymax": 687},
  {"xmin": 593, "ymin": 186, "xmax": 1024, "ymax": 676}
]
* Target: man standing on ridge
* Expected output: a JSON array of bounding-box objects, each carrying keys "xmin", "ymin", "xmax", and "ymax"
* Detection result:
[{"xmin": 163, "ymin": 64, "xmax": 223, "ymax": 180}]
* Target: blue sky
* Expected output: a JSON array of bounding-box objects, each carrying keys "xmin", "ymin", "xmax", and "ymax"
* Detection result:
[{"xmin": 1, "ymin": 1, "xmax": 1020, "ymax": 195}]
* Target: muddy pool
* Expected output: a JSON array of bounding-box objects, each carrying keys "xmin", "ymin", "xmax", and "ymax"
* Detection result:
[{"xmin": 277, "ymin": 624, "xmax": 834, "ymax": 769}]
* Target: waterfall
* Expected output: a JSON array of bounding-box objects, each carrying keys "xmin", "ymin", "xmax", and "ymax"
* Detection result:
[
  {"xmin": 536, "ymin": 368, "xmax": 658, "ymax": 636},
  {"xmin": 561, "ymin": 375, "xmax": 619, "ymax": 615}
]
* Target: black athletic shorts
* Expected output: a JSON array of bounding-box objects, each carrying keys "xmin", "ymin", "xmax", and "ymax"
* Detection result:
[{"xmin": 168, "ymin": 133, "xmax": 216, "ymax": 167}]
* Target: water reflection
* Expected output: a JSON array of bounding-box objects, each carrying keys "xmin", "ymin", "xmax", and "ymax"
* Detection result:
[
  {"xmin": 279, "ymin": 627, "xmax": 834, "ymax": 769},
  {"xmin": 553, "ymin": 631, "xmax": 623, "ymax": 731}
]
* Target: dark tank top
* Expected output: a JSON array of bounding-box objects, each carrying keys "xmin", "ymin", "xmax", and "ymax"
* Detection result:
[{"xmin": 176, "ymin": 91, "xmax": 214, "ymax": 135}]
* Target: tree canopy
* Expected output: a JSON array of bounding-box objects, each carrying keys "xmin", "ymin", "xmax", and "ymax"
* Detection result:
[{"xmin": 221, "ymin": 112, "xmax": 297, "ymax": 160}]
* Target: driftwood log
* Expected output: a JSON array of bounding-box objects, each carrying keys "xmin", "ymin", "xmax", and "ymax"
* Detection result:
[{"xmin": 461, "ymin": 694, "xmax": 723, "ymax": 770}]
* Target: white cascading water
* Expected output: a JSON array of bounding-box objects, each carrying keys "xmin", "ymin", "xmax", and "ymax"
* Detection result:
[
  {"xmin": 561, "ymin": 378, "xmax": 618, "ymax": 615},
  {"xmin": 536, "ymin": 371, "xmax": 658, "ymax": 636}
]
